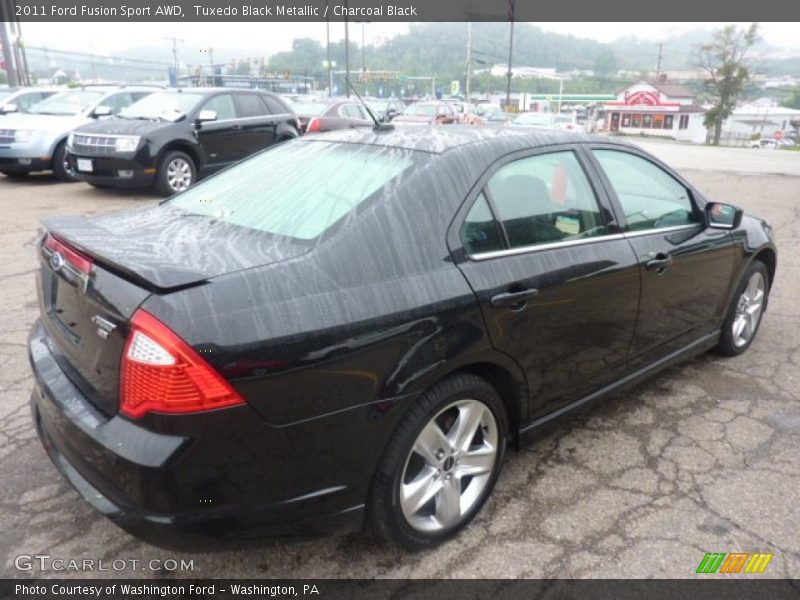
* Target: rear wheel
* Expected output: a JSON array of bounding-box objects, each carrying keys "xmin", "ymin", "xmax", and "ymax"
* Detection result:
[
  {"xmin": 52, "ymin": 141, "xmax": 78, "ymax": 182},
  {"xmin": 155, "ymin": 151, "xmax": 196, "ymax": 197},
  {"xmin": 715, "ymin": 261, "xmax": 769, "ymax": 356},
  {"xmin": 369, "ymin": 373, "xmax": 507, "ymax": 550}
]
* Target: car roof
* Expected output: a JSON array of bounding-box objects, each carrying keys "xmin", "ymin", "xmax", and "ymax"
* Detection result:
[{"xmin": 302, "ymin": 125, "xmax": 636, "ymax": 155}]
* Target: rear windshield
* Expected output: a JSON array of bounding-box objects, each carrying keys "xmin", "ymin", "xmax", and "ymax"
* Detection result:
[
  {"xmin": 168, "ymin": 141, "xmax": 417, "ymax": 241},
  {"xmin": 29, "ymin": 90, "xmax": 105, "ymax": 115},
  {"xmin": 292, "ymin": 102, "xmax": 330, "ymax": 115},
  {"xmin": 404, "ymin": 104, "xmax": 438, "ymax": 117}
]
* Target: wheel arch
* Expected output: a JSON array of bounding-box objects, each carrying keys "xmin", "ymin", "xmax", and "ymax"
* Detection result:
[
  {"xmin": 156, "ymin": 141, "xmax": 202, "ymax": 171},
  {"xmin": 752, "ymin": 247, "xmax": 776, "ymax": 291}
]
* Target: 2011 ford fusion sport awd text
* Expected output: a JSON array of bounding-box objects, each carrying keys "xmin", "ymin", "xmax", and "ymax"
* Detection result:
[{"xmin": 28, "ymin": 127, "xmax": 776, "ymax": 549}]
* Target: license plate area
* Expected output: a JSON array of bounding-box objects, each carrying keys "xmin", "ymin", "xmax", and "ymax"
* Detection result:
[{"xmin": 77, "ymin": 158, "xmax": 93, "ymax": 172}]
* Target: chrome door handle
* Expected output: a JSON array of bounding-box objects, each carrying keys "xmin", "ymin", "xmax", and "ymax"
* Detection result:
[
  {"xmin": 490, "ymin": 288, "xmax": 539, "ymax": 308},
  {"xmin": 645, "ymin": 254, "xmax": 673, "ymax": 271}
]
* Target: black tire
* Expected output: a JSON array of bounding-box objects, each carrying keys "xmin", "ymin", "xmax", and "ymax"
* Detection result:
[
  {"xmin": 715, "ymin": 260, "xmax": 770, "ymax": 357},
  {"xmin": 1, "ymin": 171, "xmax": 30, "ymax": 179},
  {"xmin": 368, "ymin": 373, "xmax": 508, "ymax": 550},
  {"xmin": 52, "ymin": 140, "xmax": 78, "ymax": 182},
  {"xmin": 154, "ymin": 151, "xmax": 196, "ymax": 197}
]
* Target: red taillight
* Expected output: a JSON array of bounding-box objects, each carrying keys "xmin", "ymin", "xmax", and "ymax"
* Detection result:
[
  {"xmin": 120, "ymin": 310, "xmax": 245, "ymax": 419},
  {"xmin": 306, "ymin": 117, "xmax": 321, "ymax": 133},
  {"xmin": 44, "ymin": 233, "xmax": 93, "ymax": 275}
]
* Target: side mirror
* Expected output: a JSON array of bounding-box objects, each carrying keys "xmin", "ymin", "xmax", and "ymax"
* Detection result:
[
  {"xmin": 706, "ymin": 202, "xmax": 743, "ymax": 230},
  {"xmin": 1, "ymin": 103, "xmax": 18, "ymax": 114},
  {"xmin": 196, "ymin": 110, "xmax": 217, "ymax": 125},
  {"xmin": 92, "ymin": 105, "xmax": 112, "ymax": 118}
]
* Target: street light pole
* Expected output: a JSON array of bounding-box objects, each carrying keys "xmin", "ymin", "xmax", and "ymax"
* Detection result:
[
  {"xmin": 344, "ymin": 0, "xmax": 350, "ymax": 98},
  {"xmin": 361, "ymin": 21, "xmax": 366, "ymax": 95},
  {"xmin": 326, "ymin": 1, "xmax": 332, "ymax": 96},
  {"xmin": 0, "ymin": 21, "xmax": 19, "ymax": 87},
  {"xmin": 465, "ymin": 21, "xmax": 472, "ymax": 101},
  {"xmin": 505, "ymin": 4, "xmax": 515, "ymax": 109}
]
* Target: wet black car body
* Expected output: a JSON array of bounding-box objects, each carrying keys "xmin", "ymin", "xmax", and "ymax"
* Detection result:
[
  {"xmin": 66, "ymin": 88, "xmax": 299, "ymax": 195},
  {"xmin": 29, "ymin": 128, "xmax": 776, "ymax": 547}
]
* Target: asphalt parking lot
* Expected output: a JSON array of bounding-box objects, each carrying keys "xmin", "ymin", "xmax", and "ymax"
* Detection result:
[{"xmin": 1, "ymin": 138, "xmax": 799, "ymax": 579}]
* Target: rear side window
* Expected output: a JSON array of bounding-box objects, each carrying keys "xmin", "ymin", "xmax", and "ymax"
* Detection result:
[
  {"xmin": 341, "ymin": 104, "xmax": 367, "ymax": 119},
  {"xmin": 264, "ymin": 95, "xmax": 289, "ymax": 114},
  {"xmin": 592, "ymin": 150, "xmax": 698, "ymax": 231},
  {"xmin": 460, "ymin": 194, "xmax": 504, "ymax": 255},
  {"xmin": 487, "ymin": 151, "xmax": 607, "ymax": 249},
  {"xmin": 169, "ymin": 141, "xmax": 417, "ymax": 241},
  {"xmin": 202, "ymin": 94, "xmax": 236, "ymax": 120},
  {"xmin": 235, "ymin": 93, "xmax": 269, "ymax": 117}
]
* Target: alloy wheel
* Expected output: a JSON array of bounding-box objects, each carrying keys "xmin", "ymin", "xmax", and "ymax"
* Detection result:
[
  {"xmin": 166, "ymin": 158, "xmax": 193, "ymax": 192},
  {"xmin": 400, "ymin": 399, "xmax": 498, "ymax": 533},
  {"xmin": 732, "ymin": 271, "xmax": 766, "ymax": 348}
]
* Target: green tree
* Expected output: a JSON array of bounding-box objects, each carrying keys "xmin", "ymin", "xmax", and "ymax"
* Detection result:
[
  {"xmin": 783, "ymin": 88, "xmax": 800, "ymax": 110},
  {"xmin": 696, "ymin": 24, "xmax": 760, "ymax": 145}
]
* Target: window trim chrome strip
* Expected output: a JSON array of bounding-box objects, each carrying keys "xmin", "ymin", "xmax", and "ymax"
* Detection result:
[{"xmin": 468, "ymin": 224, "xmax": 702, "ymax": 262}]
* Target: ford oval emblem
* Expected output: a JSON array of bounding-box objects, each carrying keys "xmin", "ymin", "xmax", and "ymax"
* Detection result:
[{"xmin": 50, "ymin": 251, "xmax": 65, "ymax": 271}]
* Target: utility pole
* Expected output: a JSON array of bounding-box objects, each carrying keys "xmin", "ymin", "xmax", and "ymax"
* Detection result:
[
  {"xmin": 505, "ymin": 0, "xmax": 515, "ymax": 110},
  {"xmin": 89, "ymin": 43, "xmax": 96, "ymax": 82},
  {"xmin": 165, "ymin": 36, "xmax": 183, "ymax": 86},
  {"xmin": 344, "ymin": 7, "xmax": 350, "ymax": 98},
  {"xmin": 465, "ymin": 21, "xmax": 472, "ymax": 101},
  {"xmin": 326, "ymin": 0, "xmax": 332, "ymax": 96},
  {"xmin": 361, "ymin": 21, "xmax": 366, "ymax": 95},
  {"xmin": 655, "ymin": 42, "xmax": 665, "ymax": 79},
  {"xmin": 0, "ymin": 21, "xmax": 20, "ymax": 87}
]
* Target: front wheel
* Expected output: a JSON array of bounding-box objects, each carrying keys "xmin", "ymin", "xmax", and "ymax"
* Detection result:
[
  {"xmin": 52, "ymin": 141, "xmax": 79, "ymax": 182},
  {"xmin": 715, "ymin": 261, "xmax": 769, "ymax": 356},
  {"xmin": 155, "ymin": 151, "xmax": 196, "ymax": 197},
  {"xmin": 369, "ymin": 373, "xmax": 507, "ymax": 550}
]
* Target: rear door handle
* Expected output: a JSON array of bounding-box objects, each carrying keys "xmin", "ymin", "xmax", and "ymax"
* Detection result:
[
  {"xmin": 490, "ymin": 288, "xmax": 539, "ymax": 308},
  {"xmin": 231, "ymin": 124, "xmax": 242, "ymax": 130},
  {"xmin": 645, "ymin": 253, "xmax": 673, "ymax": 272}
]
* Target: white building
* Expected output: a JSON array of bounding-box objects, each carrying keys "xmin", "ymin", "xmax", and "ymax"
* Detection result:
[
  {"xmin": 603, "ymin": 80, "xmax": 707, "ymax": 144},
  {"xmin": 724, "ymin": 100, "xmax": 800, "ymax": 139}
]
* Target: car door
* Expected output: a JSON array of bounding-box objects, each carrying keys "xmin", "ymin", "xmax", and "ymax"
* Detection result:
[
  {"xmin": 586, "ymin": 146, "xmax": 736, "ymax": 370},
  {"xmin": 232, "ymin": 92, "xmax": 277, "ymax": 156},
  {"xmin": 195, "ymin": 93, "xmax": 240, "ymax": 173},
  {"xmin": 451, "ymin": 146, "xmax": 641, "ymax": 419}
]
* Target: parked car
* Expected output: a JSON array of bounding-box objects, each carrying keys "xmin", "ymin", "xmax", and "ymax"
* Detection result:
[
  {"xmin": 30, "ymin": 129, "xmax": 775, "ymax": 550},
  {"xmin": 0, "ymin": 86, "xmax": 61, "ymax": 115},
  {"xmin": 366, "ymin": 98, "xmax": 406, "ymax": 122},
  {"xmin": 553, "ymin": 113, "xmax": 586, "ymax": 133},
  {"xmin": 482, "ymin": 112, "xmax": 515, "ymax": 127},
  {"xmin": 393, "ymin": 101, "xmax": 458, "ymax": 125},
  {"xmin": 475, "ymin": 102, "xmax": 504, "ymax": 118},
  {"xmin": 0, "ymin": 85, "xmax": 159, "ymax": 180},
  {"xmin": 751, "ymin": 139, "xmax": 778, "ymax": 150},
  {"xmin": 291, "ymin": 98, "xmax": 373, "ymax": 133},
  {"xmin": 512, "ymin": 112, "xmax": 558, "ymax": 129},
  {"xmin": 66, "ymin": 88, "xmax": 299, "ymax": 196},
  {"xmin": 450, "ymin": 101, "xmax": 481, "ymax": 124}
]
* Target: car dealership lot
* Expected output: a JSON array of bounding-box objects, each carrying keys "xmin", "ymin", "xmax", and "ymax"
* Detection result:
[{"xmin": 1, "ymin": 139, "xmax": 799, "ymax": 578}]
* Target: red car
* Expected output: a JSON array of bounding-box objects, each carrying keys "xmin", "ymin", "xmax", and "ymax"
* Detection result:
[
  {"xmin": 392, "ymin": 101, "xmax": 458, "ymax": 125},
  {"xmin": 291, "ymin": 98, "xmax": 373, "ymax": 134}
]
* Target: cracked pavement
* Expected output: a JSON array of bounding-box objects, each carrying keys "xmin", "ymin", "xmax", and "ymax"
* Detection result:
[{"xmin": 1, "ymin": 140, "xmax": 798, "ymax": 579}]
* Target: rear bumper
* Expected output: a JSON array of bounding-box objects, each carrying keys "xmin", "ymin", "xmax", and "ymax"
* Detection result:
[
  {"xmin": 28, "ymin": 320, "xmax": 366, "ymax": 542},
  {"xmin": 67, "ymin": 154, "xmax": 155, "ymax": 188}
]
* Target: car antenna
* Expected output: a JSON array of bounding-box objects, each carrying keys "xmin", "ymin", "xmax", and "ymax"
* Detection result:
[{"xmin": 345, "ymin": 77, "xmax": 394, "ymax": 132}]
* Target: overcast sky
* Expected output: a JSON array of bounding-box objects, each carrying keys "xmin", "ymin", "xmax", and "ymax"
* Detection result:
[{"xmin": 16, "ymin": 22, "xmax": 800, "ymax": 56}]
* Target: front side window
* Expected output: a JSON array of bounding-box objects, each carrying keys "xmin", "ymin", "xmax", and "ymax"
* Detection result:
[
  {"xmin": 169, "ymin": 141, "xmax": 417, "ymax": 241},
  {"xmin": 103, "ymin": 92, "xmax": 135, "ymax": 115},
  {"xmin": 202, "ymin": 94, "xmax": 236, "ymax": 120},
  {"xmin": 486, "ymin": 151, "xmax": 608, "ymax": 250},
  {"xmin": 593, "ymin": 149, "xmax": 698, "ymax": 231}
]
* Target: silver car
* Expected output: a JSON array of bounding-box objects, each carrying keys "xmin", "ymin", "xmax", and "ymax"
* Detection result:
[
  {"xmin": 0, "ymin": 87, "xmax": 62, "ymax": 116},
  {"xmin": 0, "ymin": 85, "xmax": 159, "ymax": 181}
]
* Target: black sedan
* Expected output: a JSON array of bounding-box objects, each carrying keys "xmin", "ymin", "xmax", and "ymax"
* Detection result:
[
  {"xmin": 66, "ymin": 88, "xmax": 300, "ymax": 196},
  {"xmin": 29, "ymin": 127, "xmax": 776, "ymax": 549}
]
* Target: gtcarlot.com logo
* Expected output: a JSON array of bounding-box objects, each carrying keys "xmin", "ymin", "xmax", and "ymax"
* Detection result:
[
  {"xmin": 696, "ymin": 552, "xmax": 773, "ymax": 574},
  {"xmin": 14, "ymin": 554, "xmax": 195, "ymax": 572}
]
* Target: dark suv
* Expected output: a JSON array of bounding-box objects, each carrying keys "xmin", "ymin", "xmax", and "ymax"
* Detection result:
[{"xmin": 66, "ymin": 88, "xmax": 300, "ymax": 195}]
